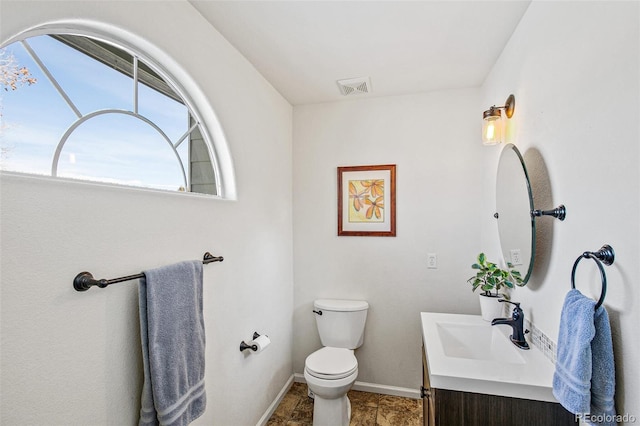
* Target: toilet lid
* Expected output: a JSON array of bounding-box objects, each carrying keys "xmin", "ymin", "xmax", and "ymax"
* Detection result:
[{"xmin": 305, "ymin": 347, "xmax": 358, "ymax": 380}]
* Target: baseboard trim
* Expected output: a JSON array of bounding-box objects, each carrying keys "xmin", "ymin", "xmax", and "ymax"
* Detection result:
[
  {"xmin": 293, "ymin": 373, "xmax": 420, "ymax": 399},
  {"xmin": 352, "ymin": 381, "xmax": 420, "ymax": 399},
  {"xmin": 256, "ymin": 374, "xmax": 294, "ymax": 426}
]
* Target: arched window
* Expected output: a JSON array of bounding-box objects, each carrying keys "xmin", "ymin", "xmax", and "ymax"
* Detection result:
[{"xmin": 1, "ymin": 30, "xmax": 231, "ymax": 197}]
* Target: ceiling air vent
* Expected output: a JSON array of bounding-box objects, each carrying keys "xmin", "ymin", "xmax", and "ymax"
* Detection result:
[{"xmin": 336, "ymin": 77, "xmax": 372, "ymax": 96}]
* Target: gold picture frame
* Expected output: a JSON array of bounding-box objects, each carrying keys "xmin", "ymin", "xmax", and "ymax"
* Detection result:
[{"xmin": 337, "ymin": 164, "xmax": 396, "ymax": 237}]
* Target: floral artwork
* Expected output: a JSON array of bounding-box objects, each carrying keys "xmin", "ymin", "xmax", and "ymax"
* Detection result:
[
  {"xmin": 338, "ymin": 165, "xmax": 396, "ymax": 236},
  {"xmin": 348, "ymin": 179, "xmax": 385, "ymax": 223}
]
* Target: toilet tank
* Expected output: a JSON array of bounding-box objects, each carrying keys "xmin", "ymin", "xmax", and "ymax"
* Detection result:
[{"xmin": 314, "ymin": 299, "xmax": 369, "ymax": 349}]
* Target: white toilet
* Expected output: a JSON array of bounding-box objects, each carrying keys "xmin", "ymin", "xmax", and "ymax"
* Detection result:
[{"xmin": 304, "ymin": 299, "xmax": 369, "ymax": 426}]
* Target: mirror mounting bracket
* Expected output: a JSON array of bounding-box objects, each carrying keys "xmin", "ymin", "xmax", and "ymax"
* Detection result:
[{"xmin": 531, "ymin": 204, "xmax": 566, "ymax": 221}]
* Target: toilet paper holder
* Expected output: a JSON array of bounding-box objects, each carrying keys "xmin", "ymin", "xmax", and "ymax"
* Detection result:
[{"xmin": 239, "ymin": 332, "xmax": 262, "ymax": 352}]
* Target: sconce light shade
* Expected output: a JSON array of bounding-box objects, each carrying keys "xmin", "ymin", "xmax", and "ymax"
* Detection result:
[
  {"xmin": 482, "ymin": 108, "xmax": 502, "ymax": 145},
  {"xmin": 482, "ymin": 94, "xmax": 515, "ymax": 146}
]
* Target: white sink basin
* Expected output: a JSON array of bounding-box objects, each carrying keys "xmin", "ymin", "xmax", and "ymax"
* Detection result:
[
  {"xmin": 421, "ymin": 312, "xmax": 557, "ymax": 402},
  {"xmin": 436, "ymin": 322, "xmax": 525, "ymax": 364}
]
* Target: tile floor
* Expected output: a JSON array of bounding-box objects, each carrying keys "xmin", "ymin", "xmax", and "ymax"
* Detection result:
[{"xmin": 267, "ymin": 382, "xmax": 423, "ymax": 426}]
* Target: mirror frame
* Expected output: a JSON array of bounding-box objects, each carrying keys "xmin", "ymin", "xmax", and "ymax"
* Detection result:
[{"xmin": 495, "ymin": 143, "xmax": 535, "ymax": 285}]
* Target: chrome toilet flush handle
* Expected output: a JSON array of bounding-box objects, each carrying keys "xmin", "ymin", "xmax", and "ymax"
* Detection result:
[{"xmin": 313, "ymin": 310, "xmax": 323, "ymax": 316}]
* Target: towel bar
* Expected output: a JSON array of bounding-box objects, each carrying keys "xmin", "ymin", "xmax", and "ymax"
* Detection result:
[
  {"xmin": 73, "ymin": 252, "xmax": 223, "ymax": 292},
  {"xmin": 570, "ymin": 245, "xmax": 614, "ymax": 310}
]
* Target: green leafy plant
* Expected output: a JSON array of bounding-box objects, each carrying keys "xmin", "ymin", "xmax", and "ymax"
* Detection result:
[{"xmin": 467, "ymin": 253, "xmax": 523, "ymax": 297}]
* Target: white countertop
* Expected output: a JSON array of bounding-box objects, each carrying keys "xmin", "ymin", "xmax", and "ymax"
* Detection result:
[{"xmin": 421, "ymin": 312, "xmax": 558, "ymax": 403}]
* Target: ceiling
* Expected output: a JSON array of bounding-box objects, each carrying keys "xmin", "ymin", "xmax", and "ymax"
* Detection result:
[{"xmin": 189, "ymin": 1, "xmax": 531, "ymax": 106}]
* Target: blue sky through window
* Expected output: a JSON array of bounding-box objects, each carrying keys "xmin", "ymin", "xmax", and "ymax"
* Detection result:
[{"xmin": 1, "ymin": 35, "xmax": 190, "ymax": 191}]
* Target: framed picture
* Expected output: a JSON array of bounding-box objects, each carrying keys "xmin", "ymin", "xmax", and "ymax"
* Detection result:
[{"xmin": 337, "ymin": 164, "xmax": 396, "ymax": 237}]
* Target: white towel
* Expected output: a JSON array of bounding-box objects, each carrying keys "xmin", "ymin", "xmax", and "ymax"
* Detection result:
[{"xmin": 139, "ymin": 260, "xmax": 206, "ymax": 426}]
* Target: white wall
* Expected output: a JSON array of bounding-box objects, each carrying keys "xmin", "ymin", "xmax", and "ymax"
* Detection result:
[
  {"xmin": 292, "ymin": 89, "xmax": 483, "ymax": 389},
  {"xmin": 481, "ymin": 1, "xmax": 639, "ymax": 421},
  {"xmin": 0, "ymin": 2, "xmax": 293, "ymax": 425}
]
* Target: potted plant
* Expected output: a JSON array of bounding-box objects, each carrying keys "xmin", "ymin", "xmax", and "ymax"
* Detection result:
[{"xmin": 467, "ymin": 253, "xmax": 523, "ymax": 321}]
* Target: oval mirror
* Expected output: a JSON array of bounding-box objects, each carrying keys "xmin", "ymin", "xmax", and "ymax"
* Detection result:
[{"xmin": 495, "ymin": 144, "xmax": 535, "ymax": 285}]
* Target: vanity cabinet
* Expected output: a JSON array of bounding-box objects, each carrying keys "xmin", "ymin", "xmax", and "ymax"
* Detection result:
[{"xmin": 422, "ymin": 346, "xmax": 576, "ymax": 426}]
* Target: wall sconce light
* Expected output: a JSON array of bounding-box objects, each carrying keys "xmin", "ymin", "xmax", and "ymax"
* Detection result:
[{"xmin": 482, "ymin": 94, "xmax": 515, "ymax": 145}]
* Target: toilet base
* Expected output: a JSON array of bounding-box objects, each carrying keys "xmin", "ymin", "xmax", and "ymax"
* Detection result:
[
  {"xmin": 312, "ymin": 394, "xmax": 351, "ymax": 426},
  {"xmin": 304, "ymin": 367, "xmax": 357, "ymax": 426}
]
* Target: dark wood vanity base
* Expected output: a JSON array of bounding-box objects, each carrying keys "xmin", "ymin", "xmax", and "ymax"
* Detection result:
[{"xmin": 424, "ymin": 387, "xmax": 577, "ymax": 426}]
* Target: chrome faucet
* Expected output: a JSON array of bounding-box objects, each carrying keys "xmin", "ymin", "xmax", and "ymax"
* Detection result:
[{"xmin": 491, "ymin": 300, "xmax": 530, "ymax": 350}]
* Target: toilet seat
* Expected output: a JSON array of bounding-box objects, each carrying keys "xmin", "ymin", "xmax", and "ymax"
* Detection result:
[{"xmin": 305, "ymin": 347, "xmax": 358, "ymax": 380}]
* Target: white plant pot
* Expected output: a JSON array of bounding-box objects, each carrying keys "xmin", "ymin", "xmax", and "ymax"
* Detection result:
[{"xmin": 478, "ymin": 293, "xmax": 505, "ymax": 321}]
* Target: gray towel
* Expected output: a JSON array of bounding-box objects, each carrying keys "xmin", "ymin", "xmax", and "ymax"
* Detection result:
[
  {"xmin": 138, "ymin": 260, "xmax": 206, "ymax": 426},
  {"xmin": 553, "ymin": 289, "xmax": 616, "ymax": 426}
]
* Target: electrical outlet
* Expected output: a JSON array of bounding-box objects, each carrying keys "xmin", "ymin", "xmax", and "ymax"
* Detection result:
[
  {"xmin": 510, "ymin": 249, "xmax": 522, "ymax": 266},
  {"xmin": 427, "ymin": 253, "xmax": 438, "ymax": 269}
]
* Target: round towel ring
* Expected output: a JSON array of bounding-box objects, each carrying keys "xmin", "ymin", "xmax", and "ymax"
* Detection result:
[{"xmin": 570, "ymin": 245, "xmax": 614, "ymax": 310}]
